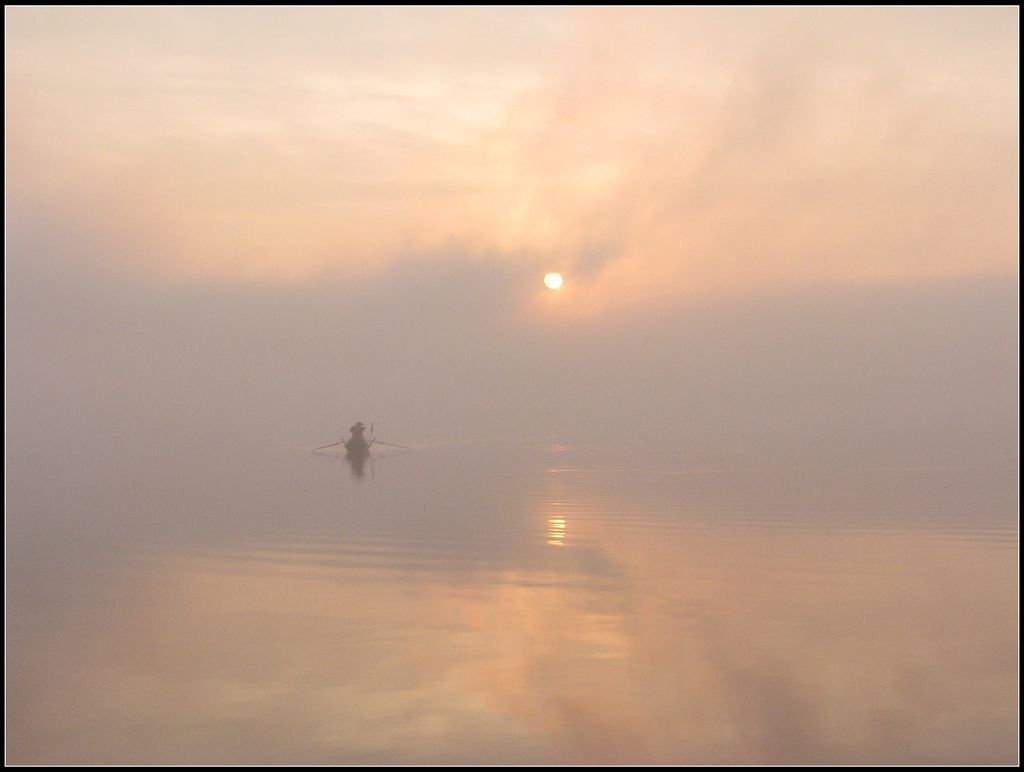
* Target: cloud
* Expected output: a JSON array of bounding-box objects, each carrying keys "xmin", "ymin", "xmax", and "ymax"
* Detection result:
[{"xmin": 6, "ymin": 7, "xmax": 1018, "ymax": 305}]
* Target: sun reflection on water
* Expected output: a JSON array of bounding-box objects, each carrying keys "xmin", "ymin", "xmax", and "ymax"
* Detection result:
[{"xmin": 547, "ymin": 516, "xmax": 566, "ymax": 546}]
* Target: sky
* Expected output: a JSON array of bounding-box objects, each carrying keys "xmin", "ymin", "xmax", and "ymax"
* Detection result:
[
  {"xmin": 5, "ymin": 6, "xmax": 1019, "ymax": 464},
  {"xmin": 7, "ymin": 8, "xmax": 1018, "ymax": 296}
]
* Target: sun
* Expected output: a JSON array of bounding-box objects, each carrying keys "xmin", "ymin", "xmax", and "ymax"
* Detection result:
[{"xmin": 543, "ymin": 272, "xmax": 564, "ymax": 290}]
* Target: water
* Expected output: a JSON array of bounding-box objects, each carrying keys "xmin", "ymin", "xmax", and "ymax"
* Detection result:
[{"xmin": 6, "ymin": 440, "xmax": 1017, "ymax": 764}]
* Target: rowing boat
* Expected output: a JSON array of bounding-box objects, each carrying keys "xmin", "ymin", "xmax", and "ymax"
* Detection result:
[{"xmin": 311, "ymin": 425, "xmax": 408, "ymax": 456}]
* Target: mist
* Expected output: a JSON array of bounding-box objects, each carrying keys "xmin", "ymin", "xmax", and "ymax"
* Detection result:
[
  {"xmin": 8, "ymin": 204, "xmax": 1016, "ymax": 488},
  {"xmin": 7, "ymin": 8, "xmax": 1019, "ymax": 765}
]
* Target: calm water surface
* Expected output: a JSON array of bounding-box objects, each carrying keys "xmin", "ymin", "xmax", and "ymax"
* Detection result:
[{"xmin": 7, "ymin": 441, "xmax": 1018, "ymax": 764}]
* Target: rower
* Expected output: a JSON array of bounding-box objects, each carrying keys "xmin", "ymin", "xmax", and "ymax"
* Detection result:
[
  {"xmin": 346, "ymin": 421, "xmax": 371, "ymax": 454},
  {"xmin": 349, "ymin": 421, "xmax": 367, "ymax": 443}
]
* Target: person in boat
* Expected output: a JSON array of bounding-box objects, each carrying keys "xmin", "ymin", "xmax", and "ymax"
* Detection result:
[{"xmin": 346, "ymin": 421, "xmax": 370, "ymax": 453}]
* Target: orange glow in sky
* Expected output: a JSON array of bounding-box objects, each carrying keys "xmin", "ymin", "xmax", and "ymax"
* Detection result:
[{"xmin": 5, "ymin": 7, "xmax": 1018, "ymax": 308}]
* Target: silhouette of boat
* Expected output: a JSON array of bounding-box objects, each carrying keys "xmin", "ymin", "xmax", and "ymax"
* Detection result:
[{"xmin": 311, "ymin": 425, "xmax": 407, "ymax": 458}]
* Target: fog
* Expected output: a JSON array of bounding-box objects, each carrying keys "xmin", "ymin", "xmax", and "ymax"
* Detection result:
[
  {"xmin": 8, "ymin": 7, "xmax": 1016, "ymax": 465},
  {"xmin": 7, "ymin": 204, "xmax": 1016, "ymax": 484},
  {"xmin": 6, "ymin": 202, "xmax": 1018, "ymax": 764},
  {"xmin": 6, "ymin": 9, "xmax": 1018, "ymax": 763}
]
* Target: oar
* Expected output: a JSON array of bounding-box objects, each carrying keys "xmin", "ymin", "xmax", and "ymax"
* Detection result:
[
  {"xmin": 312, "ymin": 441, "xmax": 344, "ymax": 452},
  {"xmin": 372, "ymin": 440, "xmax": 410, "ymax": 449}
]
